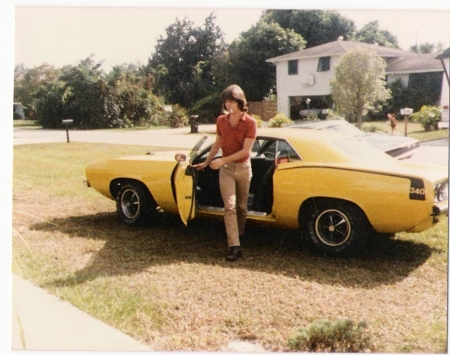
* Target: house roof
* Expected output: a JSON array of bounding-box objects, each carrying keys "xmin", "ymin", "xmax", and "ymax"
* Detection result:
[
  {"xmin": 267, "ymin": 39, "xmax": 443, "ymax": 74},
  {"xmin": 386, "ymin": 53, "xmax": 443, "ymax": 73}
]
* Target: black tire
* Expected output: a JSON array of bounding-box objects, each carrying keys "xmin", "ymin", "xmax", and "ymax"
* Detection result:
[
  {"xmin": 116, "ymin": 183, "xmax": 156, "ymax": 226},
  {"xmin": 301, "ymin": 200, "xmax": 371, "ymax": 256}
]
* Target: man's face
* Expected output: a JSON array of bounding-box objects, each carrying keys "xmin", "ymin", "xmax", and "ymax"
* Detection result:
[{"xmin": 224, "ymin": 99, "xmax": 239, "ymax": 113}]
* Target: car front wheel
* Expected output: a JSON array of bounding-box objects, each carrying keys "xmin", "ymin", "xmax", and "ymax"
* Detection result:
[
  {"xmin": 302, "ymin": 200, "xmax": 371, "ymax": 256},
  {"xmin": 116, "ymin": 183, "xmax": 156, "ymax": 226}
]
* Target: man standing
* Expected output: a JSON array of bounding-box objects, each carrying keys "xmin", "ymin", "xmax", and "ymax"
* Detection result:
[{"xmin": 193, "ymin": 85, "xmax": 257, "ymax": 261}]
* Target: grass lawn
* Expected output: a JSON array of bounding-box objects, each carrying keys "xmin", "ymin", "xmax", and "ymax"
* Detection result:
[
  {"xmin": 13, "ymin": 119, "xmax": 42, "ymax": 129},
  {"xmin": 12, "ymin": 142, "xmax": 448, "ymax": 352},
  {"xmin": 361, "ymin": 120, "xmax": 449, "ymax": 141}
]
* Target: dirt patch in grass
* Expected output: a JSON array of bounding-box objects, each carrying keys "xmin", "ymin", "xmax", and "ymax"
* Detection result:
[{"xmin": 12, "ymin": 185, "xmax": 448, "ymax": 352}]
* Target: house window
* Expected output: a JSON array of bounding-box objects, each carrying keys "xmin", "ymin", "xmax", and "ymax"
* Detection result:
[
  {"xmin": 317, "ymin": 56, "xmax": 330, "ymax": 72},
  {"xmin": 288, "ymin": 60, "xmax": 298, "ymax": 75}
]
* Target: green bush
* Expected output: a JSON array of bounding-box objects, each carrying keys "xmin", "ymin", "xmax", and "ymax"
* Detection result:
[
  {"xmin": 361, "ymin": 124, "xmax": 382, "ymax": 133},
  {"xmin": 252, "ymin": 114, "xmax": 264, "ymax": 128},
  {"xmin": 411, "ymin": 105, "xmax": 441, "ymax": 131},
  {"xmin": 34, "ymin": 81, "xmax": 67, "ymax": 129},
  {"xmin": 287, "ymin": 318, "xmax": 374, "ymax": 352},
  {"xmin": 163, "ymin": 104, "xmax": 189, "ymax": 128},
  {"xmin": 268, "ymin": 112, "xmax": 293, "ymax": 127}
]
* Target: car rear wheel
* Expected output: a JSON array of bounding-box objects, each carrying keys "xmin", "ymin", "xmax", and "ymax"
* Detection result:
[
  {"xmin": 301, "ymin": 200, "xmax": 371, "ymax": 256},
  {"xmin": 116, "ymin": 183, "xmax": 156, "ymax": 226}
]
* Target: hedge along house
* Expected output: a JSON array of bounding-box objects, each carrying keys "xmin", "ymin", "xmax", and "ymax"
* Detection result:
[{"xmin": 266, "ymin": 37, "xmax": 446, "ymax": 121}]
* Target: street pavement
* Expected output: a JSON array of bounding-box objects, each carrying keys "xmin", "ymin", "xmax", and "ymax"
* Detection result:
[
  {"xmin": 9, "ymin": 125, "xmax": 448, "ymax": 352},
  {"xmin": 13, "ymin": 124, "xmax": 217, "ymax": 148},
  {"xmin": 408, "ymin": 138, "xmax": 449, "ymax": 166}
]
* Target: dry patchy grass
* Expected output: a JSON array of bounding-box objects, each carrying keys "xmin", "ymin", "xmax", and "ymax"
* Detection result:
[{"xmin": 12, "ymin": 143, "xmax": 448, "ymax": 352}]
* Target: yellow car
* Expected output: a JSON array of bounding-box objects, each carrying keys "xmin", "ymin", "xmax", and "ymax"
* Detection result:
[{"xmin": 84, "ymin": 128, "xmax": 448, "ymax": 256}]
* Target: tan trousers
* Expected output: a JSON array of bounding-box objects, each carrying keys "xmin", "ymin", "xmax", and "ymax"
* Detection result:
[{"xmin": 219, "ymin": 161, "xmax": 252, "ymax": 247}]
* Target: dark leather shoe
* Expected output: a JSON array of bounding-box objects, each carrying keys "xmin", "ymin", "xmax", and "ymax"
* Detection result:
[{"xmin": 226, "ymin": 246, "xmax": 242, "ymax": 262}]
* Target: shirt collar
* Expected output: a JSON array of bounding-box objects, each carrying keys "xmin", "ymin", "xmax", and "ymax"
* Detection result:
[{"xmin": 228, "ymin": 112, "xmax": 246, "ymax": 121}]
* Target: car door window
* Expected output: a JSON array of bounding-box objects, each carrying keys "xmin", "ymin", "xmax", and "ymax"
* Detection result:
[{"xmin": 255, "ymin": 138, "xmax": 300, "ymax": 162}]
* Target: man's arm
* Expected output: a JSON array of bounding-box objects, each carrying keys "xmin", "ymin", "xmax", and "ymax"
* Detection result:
[
  {"xmin": 209, "ymin": 137, "xmax": 255, "ymax": 170},
  {"xmin": 192, "ymin": 134, "xmax": 222, "ymax": 170}
]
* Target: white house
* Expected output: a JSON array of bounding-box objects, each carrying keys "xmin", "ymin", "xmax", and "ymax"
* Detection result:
[
  {"xmin": 267, "ymin": 37, "xmax": 447, "ymax": 121},
  {"xmin": 436, "ymin": 48, "xmax": 449, "ymax": 128}
]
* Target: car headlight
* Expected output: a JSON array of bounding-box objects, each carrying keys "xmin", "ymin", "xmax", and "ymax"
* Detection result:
[{"xmin": 434, "ymin": 181, "xmax": 448, "ymax": 203}]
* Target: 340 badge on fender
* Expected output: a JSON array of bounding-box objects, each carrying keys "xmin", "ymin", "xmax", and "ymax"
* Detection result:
[{"xmin": 409, "ymin": 178, "xmax": 426, "ymax": 200}]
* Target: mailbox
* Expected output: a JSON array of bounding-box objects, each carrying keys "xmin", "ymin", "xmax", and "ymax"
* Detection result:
[{"xmin": 62, "ymin": 119, "xmax": 74, "ymax": 142}]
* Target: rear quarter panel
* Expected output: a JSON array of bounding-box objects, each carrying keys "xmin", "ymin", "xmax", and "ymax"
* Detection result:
[{"xmin": 272, "ymin": 163, "xmax": 435, "ymax": 233}]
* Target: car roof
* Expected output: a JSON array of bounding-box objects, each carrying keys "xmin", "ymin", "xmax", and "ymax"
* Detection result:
[
  {"xmin": 255, "ymin": 127, "xmax": 386, "ymax": 164},
  {"xmin": 257, "ymin": 126, "xmax": 343, "ymax": 140},
  {"xmin": 258, "ymin": 128, "xmax": 349, "ymax": 162}
]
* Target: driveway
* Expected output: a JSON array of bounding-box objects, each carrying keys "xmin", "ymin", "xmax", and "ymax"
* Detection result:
[
  {"xmin": 408, "ymin": 138, "xmax": 448, "ymax": 166},
  {"xmin": 13, "ymin": 126, "xmax": 448, "ymax": 166}
]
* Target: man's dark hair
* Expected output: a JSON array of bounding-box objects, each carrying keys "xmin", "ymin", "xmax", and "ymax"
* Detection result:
[{"xmin": 222, "ymin": 84, "xmax": 248, "ymax": 112}]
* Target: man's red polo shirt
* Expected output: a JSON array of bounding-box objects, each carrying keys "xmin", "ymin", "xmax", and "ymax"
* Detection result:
[{"xmin": 216, "ymin": 113, "xmax": 257, "ymax": 163}]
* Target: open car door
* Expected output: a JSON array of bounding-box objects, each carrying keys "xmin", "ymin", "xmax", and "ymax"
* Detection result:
[
  {"xmin": 174, "ymin": 162, "xmax": 197, "ymax": 226},
  {"xmin": 173, "ymin": 137, "xmax": 208, "ymax": 225}
]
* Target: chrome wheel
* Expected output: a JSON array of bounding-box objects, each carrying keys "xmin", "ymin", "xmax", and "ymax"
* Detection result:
[
  {"xmin": 315, "ymin": 209, "xmax": 351, "ymax": 247},
  {"xmin": 120, "ymin": 188, "xmax": 141, "ymax": 219},
  {"xmin": 116, "ymin": 182, "xmax": 156, "ymax": 226},
  {"xmin": 302, "ymin": 200, "xmax": 372, "ymax": 256}
]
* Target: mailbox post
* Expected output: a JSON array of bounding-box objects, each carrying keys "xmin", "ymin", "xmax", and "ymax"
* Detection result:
[
  {"xmin": 189, "ymin": 115, "xmax": 199, "ymax": 133},
  {"xmin": 62, "ymin": 119, "xmax": 73, "ymax": 143},
  {"xmin": 400, "ymin": 108, "xmax": 413, "ymax": 137}
]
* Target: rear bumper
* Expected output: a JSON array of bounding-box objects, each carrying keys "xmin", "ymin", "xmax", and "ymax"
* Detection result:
[
  {"xmin": 432, "ymin": 201, "xmax": 448, "ymax": 218},
  {"xmin": 408, "ymin": 202, "xmax": 448, "ymax": 232}
]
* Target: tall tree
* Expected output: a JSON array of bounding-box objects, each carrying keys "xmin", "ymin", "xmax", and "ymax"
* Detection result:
[
  {"xmin": 330, "ymin": 46, "xmax": 391, "ymax": 129},
  {"xmin": 147, "ymin": 13, "xmax": 226, "ymax": 108},
  {"xmin": 227, "ymin": 21, "xmax": 306, "ymax": 101},
  {"xmin": 354, "ymin": 21, "xmax": 399, "ymax": 48},
  {"xmin": 409, "ymin": 42, "xmax": 443, "ymax": 54},
  {"xmin": 59, "ymin": 56, "xmax": 120, "ymax": 128},
  {"xmin": 106, "ymin": 63, "xmax": 165, "ymax": 126},
  {"xmin": 33, "ymin": 78, "xmax": 66, "ymax": 128},
  {"xmin": 262, "ymin": 10, "xmax": 356, "ymax": 48}
]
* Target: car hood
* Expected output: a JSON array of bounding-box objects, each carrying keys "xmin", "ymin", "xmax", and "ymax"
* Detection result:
[
  {"xmin": 107, "ymin": 135, "xmax": 212, "ymax": 164},
  {"xmin": 85, "ymin": 149, "xmax": 192, "ymax": 170}
]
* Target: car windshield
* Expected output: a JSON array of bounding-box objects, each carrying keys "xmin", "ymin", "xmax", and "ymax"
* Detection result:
[{"xmin": 324, "ymin": 123, "xmax": 363, "ymax": 137}]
